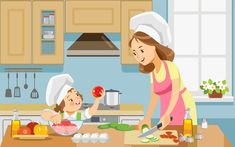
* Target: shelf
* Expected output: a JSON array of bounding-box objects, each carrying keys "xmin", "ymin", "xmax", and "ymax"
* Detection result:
[
  {"xmin": 41, "ymin": 39, "xmax": 55, "ymax": 42},
  {"xmin": 42, "ymin": 24, "xmax": 55, "ymax": 27},
  {"xmin": 194, "ymin": 96, "xmax": 234, "ymax": 103}
]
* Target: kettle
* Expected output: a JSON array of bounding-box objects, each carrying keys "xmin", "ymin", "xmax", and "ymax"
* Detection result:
[{"xmin": 104, "ymin": 89, "xmax": 122, "ymax": 106}]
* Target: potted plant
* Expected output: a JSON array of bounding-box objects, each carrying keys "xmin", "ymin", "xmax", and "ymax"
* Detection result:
[{"xmin": 200, "ymin": 79, "xmax": 229, "ymax": 98}]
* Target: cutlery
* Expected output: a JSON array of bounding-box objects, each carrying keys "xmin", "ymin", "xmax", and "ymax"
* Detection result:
[
  {"xmin": 24, "ymin": 73, "xmax": 28, "ymax": 89},
  {"xmin": 31, "ymin": 73, "xmax": 39, "ymax": 99},
  {"xmin": 14, "ymin": 73, "xmax": 21, "ymax": 97},
  {"xmin": 5, "ymin": 73, "xmax": 12, "ymax": 97}
]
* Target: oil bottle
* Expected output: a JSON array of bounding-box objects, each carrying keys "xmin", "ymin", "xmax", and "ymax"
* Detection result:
[
  {"xmin": 183, "ymin": 108, "xmax": 193, "ymax": 137},
  {"xmin": 11, "ymin": 110, "xmax": 21, "ymax": 138}
]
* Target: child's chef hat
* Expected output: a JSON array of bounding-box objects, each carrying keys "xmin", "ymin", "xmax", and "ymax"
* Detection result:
[
  {"xmin": 46, "ymin": 74, "xmax": 74, "ymax": 106},
  {"xmin": 130, "ymin": 11, "xmax": 172, "ymax": 46}
]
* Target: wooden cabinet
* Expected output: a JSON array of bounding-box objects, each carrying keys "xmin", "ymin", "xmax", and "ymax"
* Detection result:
[
  {"xmin": 66, "ymin": 0, "xmax": 120, "ymax": 33},
  {"xmin": 121, "ymin": 0, "xmax": 152, "ymax": 64},
  {"xmin": 33, "ymin": 0, "xmax": 64, "ymax": 64},
  {"xmin": 0, "ymin": 1, "xmax": 32, "ymax": 64},
  {"xmin": 0, "ymin": 0, "xmax": 64, "ymax": 65}
]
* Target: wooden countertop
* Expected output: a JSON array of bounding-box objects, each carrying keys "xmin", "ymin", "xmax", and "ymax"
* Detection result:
[
  {"xmin": 1, "ymin": 125, "xmax": 231, "ymax": 147},
  {"xmin": 0, "ymin": 104, "xmax": 144, "ymax": 116}
]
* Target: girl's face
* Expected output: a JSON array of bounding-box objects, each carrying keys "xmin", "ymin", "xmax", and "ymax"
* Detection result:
[
  {"xmin": 131, "ymin": 38, "xmax": 156, "ymax": 66},
  {"xmin": 63, "ymin": 89, "xmax": 83, "ymax": 112}
]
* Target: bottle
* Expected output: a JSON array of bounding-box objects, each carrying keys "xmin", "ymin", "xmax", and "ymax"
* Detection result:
[
  {"xmin": 201, "ymin": 118, "xmax": 208, "ymax": 129},
  {"xmin": 183, "ymin": 108, "xmax": 193, "ymax": 137},
  {"xmin": 11, "ymin": 110, "xmax": 21, "ymax": 138}
]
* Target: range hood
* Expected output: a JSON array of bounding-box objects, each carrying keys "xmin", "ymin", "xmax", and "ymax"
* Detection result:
[{"xmin": 67, "ymin": 33, "xmax": 119, "ymax": 57}]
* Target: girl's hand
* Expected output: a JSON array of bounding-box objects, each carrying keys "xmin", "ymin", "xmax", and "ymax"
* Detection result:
[
  {"xmin": 94, "ymin": 90, "xmax": 105, "ymax": 102},
  {"xmin": 138, "ymin": 118, "xmax": 151, "ymax": 130},
  {"xmin": 159, "ymin": 115, "xmax": 171, "ymax": 130},
  {"xmin": 50, "ymin": 114, "xmax": 62, "ymax": 124}
]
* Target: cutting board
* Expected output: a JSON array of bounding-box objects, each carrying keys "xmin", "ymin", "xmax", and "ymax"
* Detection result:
[{"xmin": 124, "ymin": 130, "xmax": 179, "ymax": 146}]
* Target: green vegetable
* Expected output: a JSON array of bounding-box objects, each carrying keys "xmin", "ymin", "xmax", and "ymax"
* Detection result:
[
  {"xmin": 97, "ymin": 124, "xmax": 110, "ymax": 129},
  {"xmin": 146, "ymin": 135, "xmax": 154, "ymax": 139},
  {"xmin": 141, "ymin": 138, "xmax": 150, "ymax": 143},
  {"xmin": 98, "ymin": 123, "xmax": 135, "ymax": 131},
  {"xmin": 115, "ymin": 124, "xmax": 135, "ymax": 131},
  {"xmin": 110, "ymin": 122, "xmax": 119, "ymax": 128}
]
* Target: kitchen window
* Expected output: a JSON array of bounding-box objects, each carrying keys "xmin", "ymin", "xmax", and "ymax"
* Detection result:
[{"xmin": 168, "ymin": 0, "xmax": 232, "ymax": 97}]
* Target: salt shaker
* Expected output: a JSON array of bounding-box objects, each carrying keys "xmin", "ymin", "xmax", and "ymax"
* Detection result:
[{"xmin": 201, "ymin": 118, "xmax": 208, "ymax": 129}]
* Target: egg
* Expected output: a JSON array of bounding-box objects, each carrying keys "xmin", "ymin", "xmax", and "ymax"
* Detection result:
[
  {"xmin": 82, "ymin": 133, "xmax": 91, "ymax": 143},
  {"xmin": 72, "ymin": 133, "xmax": 82, "ymax": 143},
  {"xmin": 99, "ymin": 133, "xmax": 109, "ymax": 143},
  {"xmin": 90, "ymin": 133, "xmax": 99, "ymax": 143}
]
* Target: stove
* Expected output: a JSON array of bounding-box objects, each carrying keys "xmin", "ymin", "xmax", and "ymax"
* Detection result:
[{"xmin": 81, "ymin": 103, "xmax": 120, "ymax": 110}]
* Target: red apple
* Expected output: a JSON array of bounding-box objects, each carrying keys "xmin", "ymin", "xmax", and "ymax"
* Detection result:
[
  {"xmin": 92, "ymin": 86, "xmax": 104, "ymax": 97},
  {"xmin": 26, "ymin": 121, "xmax": 39, "ymax": 134},
  {"xmin": 17, "ymin": 127, "xmax": 32, "ymax": 135}
]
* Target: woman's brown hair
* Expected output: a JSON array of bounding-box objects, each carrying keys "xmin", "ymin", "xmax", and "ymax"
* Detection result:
[
  {"xmin": 54, "ymin": 88, "xmax": 83, "ymax": 113},
  {"xmin": 129, "ymin": 32, "xmax": 175, "ymax": 73}
]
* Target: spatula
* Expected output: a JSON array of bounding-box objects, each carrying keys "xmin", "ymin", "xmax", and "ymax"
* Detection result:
[
  {"xmin": 5, "ymin": 73, "xmax": 12, "ymax": 97},
  {"xmin": 14, "ymin": 73, "xmax": 21, "ymax": 97},
  {"xmin": 31, "ymin": 73, "xmax": 39, "ymax": 99}
]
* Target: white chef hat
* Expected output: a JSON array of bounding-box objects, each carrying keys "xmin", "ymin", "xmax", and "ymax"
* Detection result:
[
  {"xmin": 46, "ymin": 74, "xmax": 74, "ymax": 106},
  {"xmin": 130, "ymin": 11, "xmax": 172, "ymax": 46}
]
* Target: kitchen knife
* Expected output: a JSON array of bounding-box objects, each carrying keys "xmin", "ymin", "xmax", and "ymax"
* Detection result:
[{"xmin": 138, "ymin": 116, "xmax": 173, "ymax": 138}]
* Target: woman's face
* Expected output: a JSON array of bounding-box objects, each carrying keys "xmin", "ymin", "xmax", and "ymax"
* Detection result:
[
  {"xmin": 63, "ymin": 89, "xmax": 83, "ymax": 112},
  {"xmin": 131, "ymin": 38, "xmax": 156, "ymax": 66}
]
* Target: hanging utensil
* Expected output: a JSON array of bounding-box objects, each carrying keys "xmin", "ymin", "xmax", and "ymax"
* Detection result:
[
  {"xmin": 5, "ymin": 73, "xmax": 12, "ymax": 97},
  {"xmin": 24, "ymin": 73, "xmax": 28, "ymax": 89},
  {"xmin": 14, "ymin": 73, "xmax": 21, "ymax": 97},
  {"xmin": 31, "ymin": 73, "xmax": 39, "ymax": 99}
]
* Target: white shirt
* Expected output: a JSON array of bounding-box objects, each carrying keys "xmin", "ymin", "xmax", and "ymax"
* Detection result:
[{"xmin": 43, "ymin": 108, "xmax": 91, "ymax": 121}]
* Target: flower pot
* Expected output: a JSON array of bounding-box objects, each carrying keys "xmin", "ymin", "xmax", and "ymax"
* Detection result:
[{"xmin": 208, "ymin": 90, "xmax": 223, "ymax": 98}]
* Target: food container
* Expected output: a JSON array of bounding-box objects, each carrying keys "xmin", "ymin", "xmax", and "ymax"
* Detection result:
[
  {"xmin": 43, "ymin": 16, "xmax": 49, "ymax": 24},
  {"xmin": 49, "ymin": 14, "xmax": 55, "ymax": 25},
  {"xmin": 104, "ymin": 89, "xmax": 121, "ymax": 106},
  {"xmin": 48, "ymin": 120, "xmax": 83, "ymax": 136}
]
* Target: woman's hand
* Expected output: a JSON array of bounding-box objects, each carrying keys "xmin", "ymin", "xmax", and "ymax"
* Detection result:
[
  {"xmin": 159, "ymin": 114, "xmax": 171, "ymax": 130},
  {"xmin": 138, "ymin": 118, "xmax": 152, "ymax": 130},
  {"xmin": 50, "ymin": 114, "xmax": 62, "ymax": 124}
]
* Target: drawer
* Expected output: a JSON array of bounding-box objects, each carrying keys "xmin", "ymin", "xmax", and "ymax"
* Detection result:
[{"xmin": 66, "ymin": 0, "xmax": 120, "ymax": 32}]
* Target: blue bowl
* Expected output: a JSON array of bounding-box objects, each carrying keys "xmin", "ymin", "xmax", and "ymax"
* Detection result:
[{"xmin": 48, "ymin": 120, "xmax": 83, "ymax": 136}]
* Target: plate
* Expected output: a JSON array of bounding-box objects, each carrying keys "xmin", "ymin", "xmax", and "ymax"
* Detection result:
[{"xmin": 14, "ymin": 135, "xmax": 48, "ymax": 140}]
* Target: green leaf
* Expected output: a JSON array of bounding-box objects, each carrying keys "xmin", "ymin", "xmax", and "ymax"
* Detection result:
[
  {"xmin": 208, "ymin": 90, "xmax": 213, "ymax": 94},
  {"xmin": 215, "ymin": 88, "xmax": 220, "ymax": 94},
  {"xmin": 200, "ymin": 85, "xmax": 204, "ymax": 90},
  {"xmin": 208, "ymin": 79, "xmax": 213, "ymax": 85},
  {"xmin": 222, "ymin": 80, "xmax": 227, "ymax": 85},
  {"xmin": 222, "ymin": 90, "xmax": 226, "ymax": 95},
  {"xmin": 202, "ymin": 81, "xmax": 207, "ymax": 84},
  {"xmin": 204, "ymin": 90, "xmax": 209, "ymax": 94},
  {"xmin": 225, "ymin": 87, "xmax": 229, "ymax": 92}
]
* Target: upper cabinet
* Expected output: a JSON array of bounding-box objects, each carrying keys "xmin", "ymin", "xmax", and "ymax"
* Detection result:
[
  {"xmin": 0, "ymin": 0, "xmax": 64, "ymax": 65},
  {"xmin": 33, "ymin": 0, "xmax": 64, "ymax": 64},
  {"xmin": 0, "ymin": 0, "xmax": 32, "ymax": 64},
  {"xmin": 121, "ymin": 0, "xmax": 152, "ymax": 64},
  {"xmin": 66, "ymin": 0, "xmax": 120, "ymax": 33}
]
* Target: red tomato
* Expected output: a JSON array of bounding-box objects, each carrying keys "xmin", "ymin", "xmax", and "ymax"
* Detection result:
[
  {"xmin": 92, "ymin": 86, "xmax": 104, "ymax": 97},
  {"xmin": 61, "ymin": 120, "xmax": 71, "ymax": 126},
  {"xmin": 166, "ymin": 131, "xmax": 172, "ymax": 136},
  {"xmin": 173, "ymin": 139, "xmax": 179, "ymax": 143}
]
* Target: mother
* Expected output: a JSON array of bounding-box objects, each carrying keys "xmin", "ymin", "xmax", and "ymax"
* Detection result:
[{"xmin": 129, "ymin": 12, "xmax": 197, "ymax": 129}]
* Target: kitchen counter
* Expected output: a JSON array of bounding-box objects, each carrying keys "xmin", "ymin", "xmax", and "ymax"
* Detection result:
[
  {"xmin": 0, "ymin": 104, "xmax": 144, "ymax": 116},
  {"xmin": 1, "ymin": 125, "xmax": 231, "ymax": 147}
]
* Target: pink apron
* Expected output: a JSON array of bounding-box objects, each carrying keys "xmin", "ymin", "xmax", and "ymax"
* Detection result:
[{"xmin": 152, "ymin": 61, "xmax": 186, "ymax": 125}]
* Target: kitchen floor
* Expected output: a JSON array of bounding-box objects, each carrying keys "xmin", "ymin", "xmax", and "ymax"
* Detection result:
[{"xmin": 152, "ymin": 118, "xmax": 235, "ymax": 146}]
